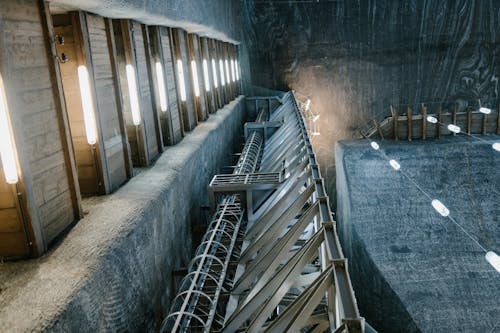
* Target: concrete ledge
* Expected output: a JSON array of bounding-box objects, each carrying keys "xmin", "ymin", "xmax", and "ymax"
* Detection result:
[
  {"xmin": 0, "ymin": 97, "xmax": 245, "ymax": 332},
  {"xmin": 335, "ymin": 137, "xmax": 500, "ymax": 333}
]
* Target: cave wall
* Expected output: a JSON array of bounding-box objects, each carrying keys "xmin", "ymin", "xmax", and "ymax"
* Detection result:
[{"xmin": 242, "ymin": 0, "xmax": 500, "ymax": 204}]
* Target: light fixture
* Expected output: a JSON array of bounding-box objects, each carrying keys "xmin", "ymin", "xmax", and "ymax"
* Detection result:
[
  {"xmin": 77, "ymin": 66, "xmax": 98, "ymax": 145},
  {"xmin": 431, "ymin": 199, "xmax": 449, "ymax": 217},
  {"xmin": 155, "ymin": 62, "xmax": 168, "ymax": 112},
  {"xmin": 191, "ymin": 60, "xmax": 200, "ymax": 97},
  {"xmin": 225, "ymin": 59, "xmax": 230, "ymax": 84},
  {"xmin": 219, "ymin": 59, "xmax": 225, "ymax": 86},
  {"xmin": 0, "ymin": 75, "xmax": 19, "ymax": 184},
  {"xmin": 485, "ymin": 251, "xmax": 500, "ymax": 273},
  {"xmin": 426, "ymin": 116, "xmax": 438, "ymax": 123},
  {"xmin": 304, "ymin": 98, "xmax": 311, "ymax": 111},
  {"xmin": 211, "ymin": 59, "xmax": 218, "ymax": 88},
  {"xmin": 230, "ymin": 59, "xmax": 236, "ymax": 82},
  {"xmin": 389, "ymin": 159, "xmax": 400, "ymax": 170},
  {"xmin": 493, "ymin": 143, "xmax": 500, "ymax": 152},
  {"xmin": 479, "ymin": 107, "xmax": 491, "ymax": 115},
  {"xmin": 370, "ymin": 141, "xmax": 379, "ymax": 150},
  {"xmin": 202, "ymin": 59, "xmax": 210, "ymax": 92},
  {"xmin": 125, "ymin": 64, "xmax": 141, "ymax": 125},
  {"xmin": 176, "ymin": 59, "xmax": 187, "ymax": 102},
  {"xmin": 312, "ymin": 114, "xmax": 320, "ymax": 122},
  {"xmin": 447, "ymin": 124, "xmax": 460, "ymax": 133},
  {"xmin": 235, "ymin": 60, "xmax": 240, "ymax": 81}
]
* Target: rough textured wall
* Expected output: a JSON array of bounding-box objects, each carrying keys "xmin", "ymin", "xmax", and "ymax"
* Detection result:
[
  {"xmin": 335, "ymin": 138, "xmax": 500, "ymax": 333},
  {"xmin": 242, "ymin": 0, "xmax": 500, "ymax": 204},
  {"xmin": 51, "ymin": 0, "xmax": 242, "ymax": 43}
]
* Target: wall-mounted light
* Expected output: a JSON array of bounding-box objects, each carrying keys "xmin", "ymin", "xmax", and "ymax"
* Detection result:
[
  {"xmin": 431, "ymin": 199, "xmax": 449, "ymax": 217},
  {"xmin": 224, "ymin": 59, "xmax": 230, "ymax": 84},
  {"xmin": 370, "ymin": 141, "xmax": 380, "ymax": 150},
  {"xmin": 126, "ymin": 64, "xmax": 141, "ymax": 125},
  {"xmin": 389, "ymin": 159, "xmax": 400, "ymax": 170},
  {"xmin": 0, "ymin": 75, "xmax": 19, "ymax": 184},
  {"xmin": 486, "ymin": 251, "xmax": 500, "ymax": 273},
  {"xmin": 77, "ymin": 66, "xmax": 98, "ymax": 145},
  {"xmin": 235, "ymin": 60, "xmax": 240, "ymax": 81},
  {"xmin": 176, "ymin": 59, "xmax": 187, "ymax": 102},
  {"xmin": 493, "ymin": 142, "xmax": 500, "ymax": 152},
  {"xmin": 230, "ymin": 59, "xmax": 236, "ymax": 82},
  {"xmin": 191, "ymin": 60, "xmax": 200, "ymax": 97},
  {"xmin": 219, "ymin": 59, "xmax": 225, "ymax": 86},
  {"xmin": 426, "ymin": 116, "xmax": 438, "ymax": 123},
  {"xmin": 155, "ymin": 62, "xmax": 168, "ymax": 112},
  {"xmin": 202, "ymin": 59, "xmax": 210, "ymax": 92},
  {"xmin": 211, "ymin": 59, "xmax": 218, "ymax": 88},
  {"xmin": 447, "ymin": 124, "xmax": 460, "ymax": 134}
]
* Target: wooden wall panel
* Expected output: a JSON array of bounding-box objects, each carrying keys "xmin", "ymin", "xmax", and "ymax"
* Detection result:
[
  {"xmin": 159, "ymin": 27, "xmax": 183, "ymax": 142},
  {"xmin": 200, "ymin": 37, "xmax": 217, "ymax": 114},
  {"xmin": 86, "ymin": 13, "xmax": 128, "ymax": 192},
  {"xmin": 172, "ymin": 28, "xmax": 197, "ymax": 131},
  {"xmin": 0, "ymin": 0, "xmax": 80, "ymax": 254},
  {"xmin": 188, "ymin": 34, "xmax": 208, "ymax": 122},
  {"xmin": 130, "ymin": 21, "xmax": 159, "ymax": 163}
]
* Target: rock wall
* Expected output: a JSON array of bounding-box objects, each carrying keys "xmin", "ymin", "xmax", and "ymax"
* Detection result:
[{"xmin": 242, "ymin": 0, "xmax": 500, "ymax": 205}]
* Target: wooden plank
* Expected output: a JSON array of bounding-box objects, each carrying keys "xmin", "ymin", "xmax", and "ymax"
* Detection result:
[
  {"xmin": 437, "ymin": 104, "xmax": 442, "ymax": 138},
  {"xmin": 421, "ymin": 104, "xmax": 427, "ymax": 140},
  {"xmin": 391, "ymin": 105, "xmax": 398, "ymax": 140},
  {"xmin": 407, "ymin": 106, "xmax": 412, "ymax": 141},
  {"xmin": 452, "ymin": 104, "xmax": 457, "ymax": 136},
  {"xmin": 40, "ymin": 2, "xmax": 82, "ymax": 254},
  {"xmin": 467, "ymin": 107, "xmax": 472, "ymax": 134},
  {"xmin": 497, "ymin": 103, "xmax": 500, "ymax": 135},
  {"xmin": 373, "ymin": 118, "xmax": 384, "ymax": 139}
]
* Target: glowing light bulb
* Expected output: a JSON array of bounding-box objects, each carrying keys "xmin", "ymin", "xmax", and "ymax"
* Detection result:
[
  {"xmin": 370, "ymin": 141, "xmax": 379, "ymax": 150},
  {"xmin": 431, "ymin": 199, "xmax": 449, "ymax": 217},
  {"xmin": 225, "ymin": 59, "xmax": 230, "ymax": 84},
  {"xmin": 230, "ymin": 59, "xmax": 236, "ymax": 82},
  {"xmin": 155, "ymin": 62, "xmax": 168, "ymax": 112},
  {"xmin": 219, "ymin": 60, "xmax": 225, "ymax": 86},
  {"xmin": 211, "ymin": 59, "xmax": 218, "ymax": 88},
  {"xmin": 493, "ymin": 143, "xmax": 500, "ymax": 152},
  {"xmin": 389, "ymin": 159, "xmax": 400, "ymax": 170},
  {"xmin": 202, "ymin": 59, "xmax": 210, "ymax": 92},
  {"xmin": 485, "ymin": 251, "xmax": 500, "ymax": 273},
  {"xmin": 77, "ymin": 66, "xmax": 98, "ymax": 145},
  {"xmin": 176, "ymin": 59, "xmax": 187, "ymax": 102},
  {"xmin": 126, "ymin": 64, "xmax": 141, "ymax": 125},
  {"xmin": 447, "ymin": 124, "xmax": 461, "ymax": 133},
  {"xmin": 191, "ymin": 60, "xmax": 200, "ymax": 97},
  {"xmin": 235, "ymin": 60, "xmax": 240, "ymax": 80},
  {"xmin": 427, "ymin": 116, "xmax": 438, "ymax": 123},
  {"xmin": 479, "ymin": 107, "xmax": 491, "ymax": 115},
  {"xmin": 0, "ymin": 76, "xmax": 18, "ymax": 184}
]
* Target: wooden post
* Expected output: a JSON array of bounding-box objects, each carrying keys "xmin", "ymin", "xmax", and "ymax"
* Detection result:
[
  {"xmin": 467, "ymin": 106, "xmax": 472, "ymax": 135},
  {"xmin": 40, "ymin": 2, "xmax": 82, "ymax": 222},
  {"xmin": 482, "ymin": 109, "xmax": 487, "ymax": 135},
  {"xmin": 391, "ymin": 105, "xmax": 399, "ymax": 140},
  {"xmin": 437, "ymin": 104, "xmax": 442, "ymax": 138},
  {"xmin": 105, "ymin": 18, "xmax": 133, "ymax": 178},
  {"xmin": 373, "ymin": 118, "xmax": 384, "ymax": 139},
  {"xmin": 407, "ymin": 106, "xmax": 412, "ymax": 141},
  {"xmin": 422, "ymin": 104, "xmax": 427, "ymax": 140},
  {"xmin": 497, "ymin": 102, "xmax": 500, "ymax": 135}
]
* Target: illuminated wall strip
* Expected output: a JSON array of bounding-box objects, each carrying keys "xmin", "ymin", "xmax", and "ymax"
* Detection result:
[
  {"xmin": 219, "ymin": 59, "xmax": 226, "ymax": 86},
  {"xmin": 177, "ymin": 59, "xmax": 187, "ymax": 101},
  {"xmin": 0, "ymin": 76, "xmax": 18, "ymax": 184},
  {"xmin": 77, "ymin": 66, "xmax": 98, "ymax": 145},
  {"xmin": 211, "ymin": 59, "xmax": 218, "ymax": 88},
  {"xmin": 191, "ymin": 60, "xmax": 200, "ymax": 97},
  {"xmin": 224, "ymin": 59, "xmax": 230, "ymax": 84},
  {"xmin": 235, "ymin": 60, "xmax": 240, "ymax": 81},
  {"xmin": 202, "ymin": 59, "xmax": 210, "ymax": 92},
  {"xmin": 125, "ymin": 64, "xmax": 142, "ymax": 125},
  {"xmin": 155, "ymin": 62, "xmax": 168, "ymax": 112},
  {"xmin": 230, "ymin": 59, "xmax": 236, "ymax": 82}
]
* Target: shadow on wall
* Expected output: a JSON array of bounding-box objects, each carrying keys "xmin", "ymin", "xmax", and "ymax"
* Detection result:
[{"xmin": 242, "ymin": 0, "xmax": 500, "ymax": 206}]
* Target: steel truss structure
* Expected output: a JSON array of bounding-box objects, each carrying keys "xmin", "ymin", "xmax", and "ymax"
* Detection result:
[{"xmin": 162, "ymin": 92, "xmax": 376, "ymax": 333}]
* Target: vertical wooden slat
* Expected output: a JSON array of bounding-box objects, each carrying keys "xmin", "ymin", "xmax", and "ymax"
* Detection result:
[
  {"xmin": 142, "ymin": 25, "xmax": 165, "ymax": 152},
  {"xmin": 373, "ymin": 118, "xmax": 384, "ymax": 139},
  {"xmin": 105, "ymin": 18, "xmax": 133, "ymax": 178},
  {"xmin": 467, "ymin": 106, "xmax": 472, "ymax": 135},
  {"xmin": 452, "ymin": 104, "xmax": 457, "ymax": 136},
  {"xmin": 391, "ymin": 105, "xmax": 398, "ymax": 140},
  {"xmin": 407, "ymin": 106, "xmax": 412, "ymax": 141},
  {"xmin": 497, "ymin": 102, "xmax": 500, "ymax": 134},
  {"xmin": 437, "ymin": 104, "xmax": 442, "ymax": 138},
  {"xmin": 421, "ymin": 104, "xmax": 427, "ymax": 140},
  {"xmin": 39, "ymin": 1, "xmax": 82, "ymax": 227}
]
